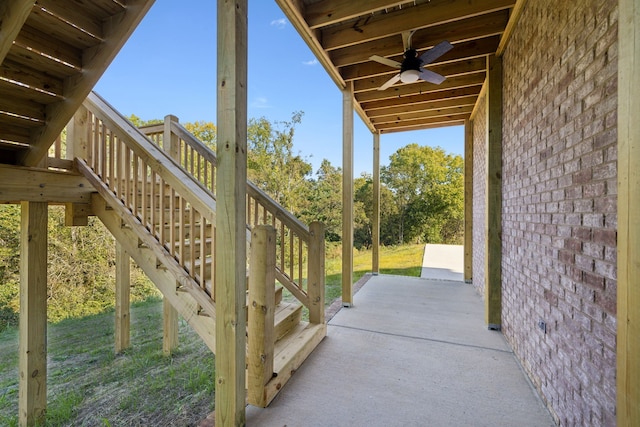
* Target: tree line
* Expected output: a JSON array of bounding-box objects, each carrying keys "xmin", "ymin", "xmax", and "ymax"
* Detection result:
[{"xmin": 0, "ymin": 112, "xmax": 463, "ymax": 329}]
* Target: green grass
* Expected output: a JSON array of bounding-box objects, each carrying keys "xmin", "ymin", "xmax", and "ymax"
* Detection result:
[
  {"xmin": 0, "ymin": 297, "xmax": 214, "ymax": 427},
  {"xmin": 325, "ymin": 243, "xmax": 424, "ymax": 303},
  {"xmin": 0, "ymin": 243, "xmax": 424, "ymax": 424}
]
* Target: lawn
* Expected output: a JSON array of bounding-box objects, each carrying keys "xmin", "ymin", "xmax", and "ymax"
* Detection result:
[{"xmin": 0, "ymin": 244, "xmax": 425, "ymax": 425}]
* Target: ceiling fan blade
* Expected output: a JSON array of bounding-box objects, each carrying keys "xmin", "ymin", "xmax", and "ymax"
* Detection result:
[
  {"xmin": 419, "ymin": 69, "xmax": 446, "ymax": 85},
  {"xmin": 378, "ymin": 74, "xmax": 401, "ymax": 91},
  {"xmin": 418, "ymin": 40, "xmax": 454, "ymax": 65},
  {"xmin": 370, "ymin": 55, "xmax": 401, "ymax": 69}
]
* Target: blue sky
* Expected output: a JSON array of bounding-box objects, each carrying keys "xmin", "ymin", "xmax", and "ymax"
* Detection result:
[{"xmin": 95, "ymin": 0, "xmax": 464, "ymax": 176}]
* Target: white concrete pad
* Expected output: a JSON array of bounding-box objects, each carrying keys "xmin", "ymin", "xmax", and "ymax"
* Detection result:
[
  {"xmin": 246, "ymin": 276, "xmax": 554, "ymax": 426},
  {"xmin": 421, "ymin": 244, "xmax": 464, "ymax": 281}
]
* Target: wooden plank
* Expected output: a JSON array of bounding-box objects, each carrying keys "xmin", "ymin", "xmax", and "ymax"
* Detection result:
[
  {"xmin": 33, "ymin": 0, "xmax": 105, "ymax": 41},
  {"xmin": 496, "ymin": 0, "xmax": 529, "ymax": 56},
  {"xmin": 485, "ymin": 54, "xmax": 502, "ymax": 329},
  {"xmin": 355, "ymin": 72, "xmax": 486, "ymax": 103},
  {"xmin": 372, "ymin": 132, "xmax": 380, "ymax": 274},
  {"xmin": 264, "ymin": 323, "xmax": 326, "ymax": 406},
  {"xmin": 19, "ymin": 201, "xmax": 48, "ymax": 427},
  {"xmin": 617, "ymin": 0, "xmax": 640, "ymax": 423},
  {"xmin": 378, "ymin": 119, "xmax": 466, "ymax": 134},
  {"xmin": 0, "ymin": 164, "xmax": 93, "ymax": 203},
  {"xmin": 163, "ymin": 298, "xmax": 179, "ymax": 355},
  {"xmin": 247, "ymin": 225, "xmax": 276, "ymax": 407},
  {"xmin": 308, "ymin": 221, "xmax": 325, "ymax": 324},
  {"xmin": 321, "ymin": 0, "xmax": 515, "ymax": 51},
  {"xmin": 371, "ymin": 105, "xmax": 474, "ymax": 125},
  {"xmin": 215, "ymin": 0, "xmax": 248, "ymax": 424},
  {"xmin": 0, "ymin": 0, "xmax": 35, "ymax": 64},
  {"xmin": 470, "ymin": 80, "xmax": 488, "ymax": 121},
  {"xmin": 15, "ymin": 24, "xmax": 83, "ymax": 69},
  {"xmin": 305, "ymin": 0, "xmax": 412, "ymax": 29},
  {"xmin": 19, "ymin": 0, "xmax": 155, "ymax": 167},
  {"xmin": 342, "ymin": 82, "xmax": 354, "ymax": 307},
  {"xmin": 376, "ymin": 113, "xmax": 471, "ymax": 132},
  {"xmin": 115, "ymin": 242, "xmax": 131, "ymax": 353},
  {"xmin": 331, "ymin": 11, "xmax": 510, "ymax": 68},
  {"xmin": 361, "ymin": 85, "xmax": 482, "ymax": 112},
  {"xmin": 0, "ymin": 59, "xmax": 64, "ymax": 99},
  {"xmin": 464, "ymin": 119, "xmax": 473, "ymax": 282},
  {"xmin": 367, "ymin": 95, "xmax": 478, "ymax": 119}
]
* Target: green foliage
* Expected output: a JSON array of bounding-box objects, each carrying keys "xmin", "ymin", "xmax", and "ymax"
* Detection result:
[
  {"xmin": 301, "ymin": 159, "xmax": 343, "ymax": 241},
  {"xmin": 184, "ymin": 121, "xmax": 216, "ymax": 150},
  {"xmin": 247, "ymin": 112, "xmax": 312, "ymax": 214},
  {"xmin": 0, "ymin": 205, "xmax": 159, "ymax": 327},
  {"xmin": 382, "ymin": 144, "xmax": 464, "ymax": 245}
]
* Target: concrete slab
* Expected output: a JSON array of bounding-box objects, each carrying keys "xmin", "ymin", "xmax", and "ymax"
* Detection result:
[
  {"xmin": 421, "ymin": 244, "xmax": 464, "ymax": 281},
  {"xmin": 246, "ymin": 275, "xmax": 554, "ymax": 427}
]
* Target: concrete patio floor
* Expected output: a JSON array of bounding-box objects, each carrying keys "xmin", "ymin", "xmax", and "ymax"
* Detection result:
[{"xmin": 246, "ymin": 267, "xmax": 554, "ymax": 426}]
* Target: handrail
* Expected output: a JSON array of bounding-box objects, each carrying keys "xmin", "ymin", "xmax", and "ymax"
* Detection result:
[
  {"xmin": 78, "ymin": 92, "xmax": 218, "ymax": 307},
  {"xmin": 141, "ymin": 116, "xmax": 318, "ymax": 311}
]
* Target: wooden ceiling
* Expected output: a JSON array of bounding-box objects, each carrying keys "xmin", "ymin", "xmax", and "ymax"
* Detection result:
[
  {"xmin": 276, "ymin": 0, "xmax": 520, "ymax": 134},
  {"xmin": 0, "ymin": 0, "xmax": 154, "ymax": 167}
]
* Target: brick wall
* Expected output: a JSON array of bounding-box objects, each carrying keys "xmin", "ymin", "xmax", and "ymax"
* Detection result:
[
  {"xmin": 500, "ymin": 1, "xmax": 618, "ymax": 425},
  {"xmin": 471, "ymin": 97, "xmax": 487, "ymax": 296}
]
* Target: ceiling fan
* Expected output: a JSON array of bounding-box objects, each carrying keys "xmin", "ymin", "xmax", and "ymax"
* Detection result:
[{"xmin": 369, "ymin": 31, "xmax": 453, "ymax": 91}]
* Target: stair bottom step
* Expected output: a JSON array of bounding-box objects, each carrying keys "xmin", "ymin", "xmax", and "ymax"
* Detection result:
[{"xmin": 261, "ymin": 322, "xmax": 327, "ymax": 407}]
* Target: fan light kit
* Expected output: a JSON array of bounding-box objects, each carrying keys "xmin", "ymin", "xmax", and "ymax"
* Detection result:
[{"xmin": 369, "ymin": 31, "xmax": 454, "ymax": 91}]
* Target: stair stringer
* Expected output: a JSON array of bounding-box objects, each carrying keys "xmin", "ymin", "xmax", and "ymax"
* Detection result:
[{"xmin": 91, "ymin": 192, "xmax": 216, "ymax": 352}]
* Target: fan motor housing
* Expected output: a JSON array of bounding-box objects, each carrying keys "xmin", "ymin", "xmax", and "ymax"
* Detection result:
[{"xmin": 401, "ymin": 49, "xmax": 422, "ymax": 72}]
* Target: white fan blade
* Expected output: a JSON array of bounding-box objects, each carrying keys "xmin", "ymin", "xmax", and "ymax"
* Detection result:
[
  {"xmin": 370, "ymin": 55, "xmax": 401, "ymax": 69},
  {"xmin": 378, "ymin": 74, "xmax": 401, "ymax": 91},
  {"xmin": 420, "ymin": 69, "xmax": 446, "ymax": 85},
  {"xmin": 419, "ymin": 40, "xmax": 454, "ymax": 65}
]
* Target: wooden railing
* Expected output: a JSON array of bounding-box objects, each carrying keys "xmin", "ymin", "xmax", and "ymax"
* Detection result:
[
  {"xmin": 140, "ymin": 115, "xmax": 324, "ymax": 320},
  {"xmin": 70, "ymin": 93, "xmax": 218, "ymax": 314}
]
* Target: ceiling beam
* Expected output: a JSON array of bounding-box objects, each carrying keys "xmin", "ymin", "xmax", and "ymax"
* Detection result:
[
  {"xmin": 305, "ymin": 0, "xmax": 414, "ymax": 29},
  {"xmin": 0, "ymin": 0, "xmax": 36, "ymax": 64},
  {"xmin": 341, "ymin": 35, "xmax": 501, "ymax": 81},
  {"xmin": 330, "ymin": 10, "xmax": 510, "ymax": 68},
  {"xmin": 321, "ymin": 0, "xmax": 515, "ymax": 51},
  {"xmin": 497, "ymin": 0, "xmax": 530, "ymax": 56},
  {"xmin": 377, "ymin": 113, "xmax": 470, "ymax": 132},
  {"xmin": 354, "ymin": 58, "xmax": 486, "ymax": 93},
  {"xmin": 361, "ymin": 84, "xmax": 483, "ymax": 111},
  {"xmin": 366, "ymin": 95, "xmax": 478, "ymax": 118},
  {"xmin": 355, "ymin": 72, "xmax": 486, "ymax": 103},
  {"xmin": 18, "ymin": 0, "xmax": 156, "ymax": 167},
  {"xmin": 371, "ymin": 105, "xmax": 474, "ymax": 124},
  {"xmin": 378, "ymin": 118, "xmax": 467, "ymax": 133}
]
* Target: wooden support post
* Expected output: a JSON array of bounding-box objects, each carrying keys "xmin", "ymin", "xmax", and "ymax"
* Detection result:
[
  {"xmin": 163, "ymin": 114, "xmax": 180, "ymax": 356},
  {"xmin": 463, "ymin": 119, "xmax": 474, "ymax": 283},
  {"xmin": 308, "ymin": 221, "xmax": 325, "ymax": 324},
  {"xmin": 163, "ymin": 298, "xmax": 179, "ymax": 355},
  {"xmin": 164, "ymin": 114, "xmax": 180, "ymax": 160},
  {"xmin": 215, "ymin": 0, "xmax": 248, "ymax": 424},
  {"xmin": 115, "ymin": 242, "xmax": 131, "ymax": 353},
  {"xmin": 342, "ymin": 81, "xmax": 354, "ymax": 307},
  {"xmin": 372, "ymin": 132, "xmax": 381, "ymax": 275},
  {"xmin": 19, "ymin": 201, "xmax": 48, "ymax": 427},
  {"xmin": 485, "ymin": 54, "xmax": 502, "ymax": 329},
  {"xmin": 617, "ymin": 0, "xmax": 640, "ymax": 423},
  {"xmin": 67, "ymin": 105, "xmax": 90, "ymax": 162},
  {"xmin": 247, "ymin": 225, "xmax": 276, "ymax": 407}
]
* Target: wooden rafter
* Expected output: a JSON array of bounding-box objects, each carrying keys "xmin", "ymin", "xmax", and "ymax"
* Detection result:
[
  {"xmin": 0, "ymin": 0, "xmax": 35, "ymax": 64},
  {"xmin": 18, "ymin": 0, "xmax": 156, "ymax": 167}
]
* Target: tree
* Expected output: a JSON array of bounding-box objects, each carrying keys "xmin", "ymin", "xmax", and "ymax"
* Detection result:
[
  {"xmin": 301, "ymin": 159, "xmax": 343, "ymax": 241},
  {"xmin": 382, "ymin": 144, "xmax": 463, "ymax": 244},
  {"xmin": 184, "ymin": 121, "xmax": 216, "ymax": 150},
  {"xmin": 247, "ymin": 112, "xmax": 312, "ymax": 214}
]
